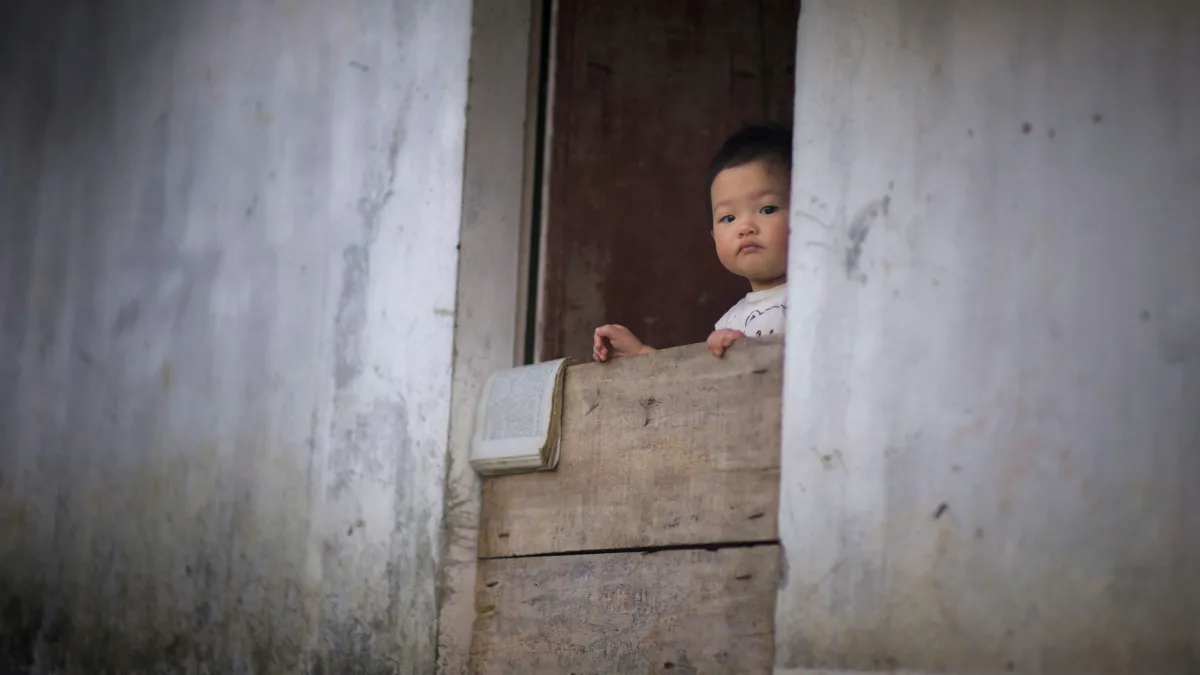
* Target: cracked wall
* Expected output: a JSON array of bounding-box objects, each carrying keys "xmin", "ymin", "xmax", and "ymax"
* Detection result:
[{"xmin": 0, "ymin": 0, "xmax": 470, "ymax": 672}]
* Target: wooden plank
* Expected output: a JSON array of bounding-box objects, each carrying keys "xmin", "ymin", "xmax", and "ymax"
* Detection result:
[
  {"xmin": 470, "ymin": 545, "xmax": 780, "ymax": 675},
  {"xmin": 479, "ymin": 338, "xmax": 782, "ymax": 558}
]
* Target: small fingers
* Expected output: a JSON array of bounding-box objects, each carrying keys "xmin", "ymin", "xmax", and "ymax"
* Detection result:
[
  {"xmin": 593, "ymin": 327, "xmax": 611, "ymax": 362},
  {"xmin": 720, "ymin": 331, "xmax": 744, "ymax": 356},
  {"xmin": 594, "ymin": 324, "xmax": 625, "ymax": 339},
  {"xmin": 707, "ymin": 329, "xmax": 744, "ymax": 358},
  {"xmin": 706, "ymin": 331, "xmax": 725, "ymax": 357}
]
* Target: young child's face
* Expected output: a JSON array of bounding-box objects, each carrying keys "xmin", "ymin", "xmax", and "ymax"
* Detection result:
[{"xmin": 710, "ymin": 160, "xmax": 789, "ymax": 291}]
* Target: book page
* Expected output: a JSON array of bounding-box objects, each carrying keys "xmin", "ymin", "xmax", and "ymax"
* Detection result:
[{"xmin": 470, "ymin": 358, "xmax": 567, "ymax": 466}]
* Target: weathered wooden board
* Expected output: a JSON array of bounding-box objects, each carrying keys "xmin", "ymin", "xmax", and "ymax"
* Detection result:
[
  {"xmin": 479, "ymin": 338, "xmax": 782, "ymax": 558},
  {"xmin": 470, "ymin": 545, "xmax": 780, "ymax": 674}
]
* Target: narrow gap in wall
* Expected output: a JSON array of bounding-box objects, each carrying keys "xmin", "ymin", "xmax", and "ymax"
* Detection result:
[
  {"xmin": 479, "ymin": 538, "xmax": 781, "ymax": 561},
  {"xmin": 522, "ymin": 0, "xmax": 555, "ymax": 365}
]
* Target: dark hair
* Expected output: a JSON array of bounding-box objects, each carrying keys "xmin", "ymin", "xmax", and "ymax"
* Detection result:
[{"xmin": 704, "ymin": 123, "xmax": 793, "ymax": 218}]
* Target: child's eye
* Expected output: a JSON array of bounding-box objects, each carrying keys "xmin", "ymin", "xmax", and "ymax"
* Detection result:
[
  {"xmin": 761, "ymin": 205, "xmax": 779, "ymax": 215},
  {"xmin": 718, "ymin": 214, "xmax": 735, "ymax": 224}
]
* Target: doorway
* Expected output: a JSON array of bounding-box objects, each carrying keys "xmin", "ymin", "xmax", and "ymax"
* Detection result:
[
  {"xmin": 437, "ymin": 1, "xmax": 800, "ymax": 669},
  {"xmin": 532, "ymin": 0, "xmax": 800, "ymax": 363}
]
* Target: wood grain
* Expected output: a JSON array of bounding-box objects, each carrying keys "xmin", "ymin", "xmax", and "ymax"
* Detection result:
[
  {"xmin": 470, "ymin": 545, "xmax": 780, "ymax": 675},
  {"xmin": 479, "ymin": 338, "xmax": 782, "ymax": 558}
]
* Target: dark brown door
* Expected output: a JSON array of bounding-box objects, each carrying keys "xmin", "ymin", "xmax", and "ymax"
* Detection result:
[{"xmin": 537, "ymin": 0, "xmax": 799, "ymax": 362}]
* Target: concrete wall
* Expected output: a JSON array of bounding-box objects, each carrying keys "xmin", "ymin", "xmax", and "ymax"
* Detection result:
[
  {"xmin": 0, "ymin": 0, "xmax": 470, "ymax": 672},
  {"xmin": 778, "ymin": 1, "xmax": 1199, "ymax": 673}
]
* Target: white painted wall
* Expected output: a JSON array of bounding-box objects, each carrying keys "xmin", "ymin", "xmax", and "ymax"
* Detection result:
[
  {"xmin": 0, "ymin": 0, "xmax": 470, "ymax": 672},
  {"xmin": 778, "ymin": 1, "xmax": 1199, "ymax": 673}
]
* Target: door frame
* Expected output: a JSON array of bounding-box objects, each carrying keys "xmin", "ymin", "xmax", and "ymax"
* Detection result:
[{"xmin": 436, "ymin": 0, "xmax": 554, "ymax": 671}]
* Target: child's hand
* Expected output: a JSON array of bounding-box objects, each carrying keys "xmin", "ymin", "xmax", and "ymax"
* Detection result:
[
  {"xmin": 593, "ymin": 324, "xmax": 654, "ymax": 362},
  {"xmin": 706, "ymin": 329, "xmax": 745, "ymax": 357}
]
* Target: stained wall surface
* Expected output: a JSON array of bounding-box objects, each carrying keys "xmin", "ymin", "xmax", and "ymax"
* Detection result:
[
  {"xmin": 778, "ymin": 1, "xmax": 1199, "ymax": 673},
  {"xmin": 0, "ymin": 0, "xmax": 470, "ymax": 672}
]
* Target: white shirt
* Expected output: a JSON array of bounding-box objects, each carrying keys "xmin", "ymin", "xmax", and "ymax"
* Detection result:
[{"xmin": 714, "ymin": 283, "xmax": 787, "ymax": 338}]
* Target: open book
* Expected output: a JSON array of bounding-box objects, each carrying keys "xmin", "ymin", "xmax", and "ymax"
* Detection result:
[{"xmin": 469, "ymin": 357, "xmax": 572, "ymax": 476}]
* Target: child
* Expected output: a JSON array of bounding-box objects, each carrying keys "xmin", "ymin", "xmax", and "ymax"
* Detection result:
[{"xmin": 593, "ymin": 124, "xmax": 791, "ymax": 360}]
